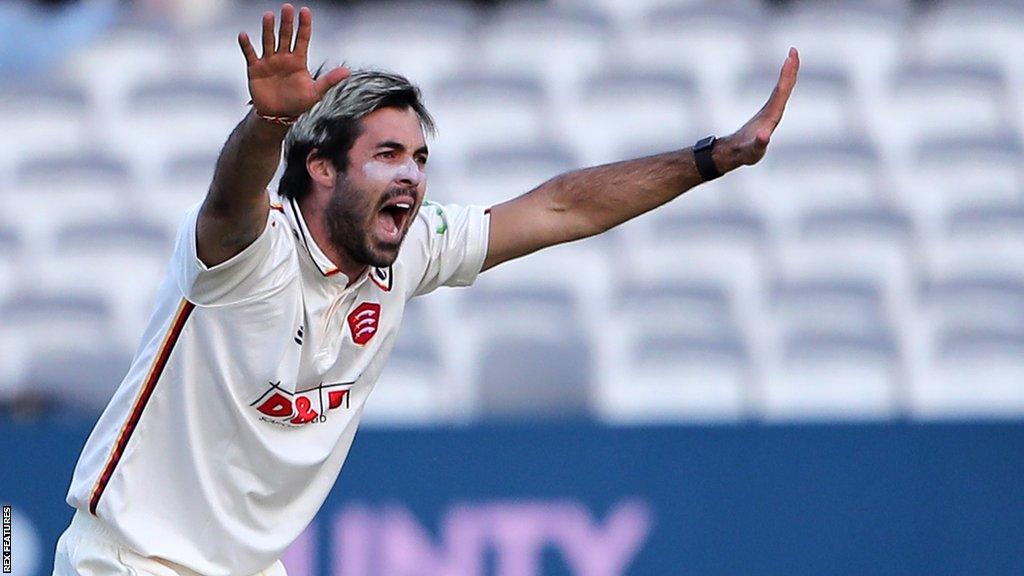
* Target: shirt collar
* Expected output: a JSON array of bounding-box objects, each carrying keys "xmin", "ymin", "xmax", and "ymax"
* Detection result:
[{"xmin": 282, "ymin": 196, "xmax": 357, "ymax": 287}]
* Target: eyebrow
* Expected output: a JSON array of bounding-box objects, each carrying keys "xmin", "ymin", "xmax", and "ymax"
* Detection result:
[{"xmin": 377, "ymin": 140, "xmax": 429, "ymax": 158}]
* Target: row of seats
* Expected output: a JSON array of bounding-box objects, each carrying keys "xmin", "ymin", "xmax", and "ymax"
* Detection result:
[
  {"xmin": 3, "ymin": 0, "xmax": 1023, "ymax": 422},
  {"xmin": 3, "ymin": 280, "xmax": 1021, "ymax": 422},
  {"xmin": 5, "ymin": 58, "xmax": 1022, "ymax": 169},
  {"xmin": 4, "ymin": 134, "xmax": 1019, "ymax": 251}
]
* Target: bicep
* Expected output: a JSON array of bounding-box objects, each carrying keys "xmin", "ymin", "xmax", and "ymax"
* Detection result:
[
  {"xmin": 482, "ymin": 187, "xmax": 591, "ymax": 272},
  {"xmin": 195, "ymin": 192, "xmax": 271, "ymax": 267}
]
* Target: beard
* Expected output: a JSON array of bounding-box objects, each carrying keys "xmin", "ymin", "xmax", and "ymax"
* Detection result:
[{"xmin": 324, "ymin": 177, "xmax": 409, "ymax": 269}]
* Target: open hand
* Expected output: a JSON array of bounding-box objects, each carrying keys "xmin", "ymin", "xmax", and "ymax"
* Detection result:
[
  {"xmin": 717, "ymin": 48, "xmax": 800, "ymax": 170},
  {"xmin": 238, "ymin": 4, "xmax": 349, "ymax": 118}
]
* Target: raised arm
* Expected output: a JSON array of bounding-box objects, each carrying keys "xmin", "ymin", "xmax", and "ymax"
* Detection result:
[
  {"xmin": 197, "ymin": 4, "xmax": 349, "ymax": 266},
  {"xmin": 482, "ymin": 48, "xmax": 800, "ymax": 271}
]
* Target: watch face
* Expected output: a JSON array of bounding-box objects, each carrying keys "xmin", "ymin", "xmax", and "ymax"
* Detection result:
[{"xmin": 696, "ymin": 136, "xmax": 716, "ymax": 151}]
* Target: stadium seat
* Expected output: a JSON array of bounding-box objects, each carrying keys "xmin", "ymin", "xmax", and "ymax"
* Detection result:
[
  {"xmin": 623, "ymin": 3, "xmax": 760, "ymax": 104},
  {"xmin": 477, "ymin": 336, "xmax": 592, "ymax": 420},
  {"xmin": 114, "ymin": 78, "xmax": 245, "ymax": 181},
  {"xmin": 896, "ymin": 135, "xmax": 1023, "ymax": 237},
  {"xmin": 62, "ymin": 25, "xmax": 175, "ymax": 129},
  {"xmin": 362, "ymin": 299, "xmax": 451, "ymax": 425},
  {"xmin": 553, "ymin": 0, "xmax": 713, "ymax": 31},
  {"xmin": 0, "ymin": 292, "xmax": 114, "ymax": 400},
  {"xmin": 0, "ymin": 81, "xmax": 91, "ymax": 173},
  {"xmin": 335, "ymin": 1, "xmax": 477, "ymax": 92},
  {"xmin": 0, "ymin": 228, "xmax": 21, "ymax": 302},
  {"xmin": 563, "ymin": 69, "xmax": 702, "ymax": 166},
  {"xmin": 38, "ymin": 219, "xmax": 173, "ymax": 348},
  {"xmin": 913, "ymin": 1, "xmax": 1024, "ymax": 92},
  {"xmin": 28, "ymin": 347, "xmax": 133, "ymax": 416},
  {"xmin": 424, "ymin": 72, "xmax": 550, "ymax": 172},
  {"xmin": 884, "ymin": 64, "xmax": 1011, "ymax": 166},
  {"xmin": 762, "ymin": 332, "xmax": 900, "ymax": 421},
  {"xmin": 946, "ymin": 204, "xmax": 1024, "ymax": 250},
  {"xmin": 13, "ymin": 152, "xmax": 131, "ymax": 248},
  {"xmin": 145, "ymin": 153, "xmax": 218, "ymax": 234},
  {"xmin": 478, "ymin": 4, "xmax": 614, "ymax": 109},
  {"xmin": 745, "ymin": 139, "xmax": 883, "ymax": 238},
  {"xmin": 471, "ymin": 243, "xmax": 612, "ymax": 328},
  {"xmin": 768, "ymin": 1, "xmax": 904, "ymax": 102},
  {"xmin": 447, "ymin": 144, "xmax": 577, "ymax": 207},
  {"xmin": 595, "ymin": 330, "xmax": 752, "ymax": 423},
  {"xmin": 912, "ymin": 328, "xmax": 1024, "ymax": 418}
]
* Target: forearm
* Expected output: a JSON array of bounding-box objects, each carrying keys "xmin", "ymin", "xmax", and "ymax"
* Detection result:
[
  {"xmin": 543, "ymin": 135, "xmax": 745, "ymax": 240},
  {"xmin": 197, "ymin": 111, "xmax": 288, "ymax": 264},
  {"xmin": 206, "ymin": 111, "xmax": 287, "ymax": 215}
]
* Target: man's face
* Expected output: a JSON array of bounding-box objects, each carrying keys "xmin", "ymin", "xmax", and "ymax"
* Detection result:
[{"xmin": 325, "ymin": 106, "xmax": 428, "ymax": 269}]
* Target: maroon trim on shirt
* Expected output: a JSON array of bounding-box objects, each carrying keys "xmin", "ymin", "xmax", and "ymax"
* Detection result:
[{"xmin": 89, "ymin": 299, "xmax": 196, "ymax": 515}]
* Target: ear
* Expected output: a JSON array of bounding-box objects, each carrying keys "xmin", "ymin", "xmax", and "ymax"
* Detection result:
[{"xmin": 306, "ymin": 149, "xmax": 337, "ymax": 189}]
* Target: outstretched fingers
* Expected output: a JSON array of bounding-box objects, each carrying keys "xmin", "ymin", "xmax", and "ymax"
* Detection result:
[
  {"xmin": 260, "ymin": 11, "xmax": 276, "ymax": 57},
  {"xmin": 762, "ymin": 47, "xmax": 800, "ymax": 126},
  {"xmin": 294, "ymin": 7, "xmax": 313, "ymax": 58},
  {"xmin": 238, "ymin": 32, "xmax": 258, "ymax": 66},
  {"xmin": 277, "ymin": 4, "xmax": 295, "ymax": 54}
]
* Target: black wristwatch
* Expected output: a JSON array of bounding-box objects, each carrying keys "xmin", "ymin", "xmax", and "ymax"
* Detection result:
[{"xmin": 693, "ymin": 136, "xmax": 723, "ymax": 181}]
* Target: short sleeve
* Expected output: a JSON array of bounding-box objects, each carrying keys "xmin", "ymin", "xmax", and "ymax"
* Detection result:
[
  {"xmin": 402, "ymin": 202, "xmax": 490, "ymax": 298},
  {"xmin": 170, "ymin": 202, "xmax": 297, "ymax": 306}
]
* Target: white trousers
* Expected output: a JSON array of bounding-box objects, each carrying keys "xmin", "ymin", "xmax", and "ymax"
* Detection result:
[{"xmin": 52, "ymin": 511, "xmax": 287, "ymax": 576}]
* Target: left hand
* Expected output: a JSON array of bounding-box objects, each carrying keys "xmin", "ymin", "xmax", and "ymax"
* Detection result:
[{"xmin": 715, "ymin": 47, "xmax": 800, "ymax": 170}]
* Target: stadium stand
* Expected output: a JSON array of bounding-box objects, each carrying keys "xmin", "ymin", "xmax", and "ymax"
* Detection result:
[{"xmin": 3, "ymin": 0, "xmax": 1023, "ymax": 423}]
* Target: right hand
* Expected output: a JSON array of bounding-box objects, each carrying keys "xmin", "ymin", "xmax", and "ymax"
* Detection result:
[{"xmin": 238, "ymin": 4, "xmax": 349, "ymax": 118}]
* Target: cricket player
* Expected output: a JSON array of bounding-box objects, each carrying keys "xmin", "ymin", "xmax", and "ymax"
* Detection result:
[{"xmin": 53, "ymin": 4, "xmax": 799, "ymax": 575}]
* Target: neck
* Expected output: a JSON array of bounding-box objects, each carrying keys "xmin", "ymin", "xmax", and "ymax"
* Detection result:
[{"xmin": 297, "ymin": 195, "xmax": 368, "ymax": 285}]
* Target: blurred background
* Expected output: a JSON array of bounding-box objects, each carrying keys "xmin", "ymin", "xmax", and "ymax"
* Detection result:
[{"xmin": 1, "ymin": 0, "xmax": 1023, "ymax": 574}]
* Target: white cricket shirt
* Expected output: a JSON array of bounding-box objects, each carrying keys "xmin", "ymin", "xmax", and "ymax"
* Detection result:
[{"xmin": 65, "ymin": 196, "xmax": 489, "ymax": 575}]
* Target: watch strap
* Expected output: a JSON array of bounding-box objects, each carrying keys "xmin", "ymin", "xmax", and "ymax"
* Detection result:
[{"xmin": 693, "ymin": 135, "xmax": 723, "ymax": 181}]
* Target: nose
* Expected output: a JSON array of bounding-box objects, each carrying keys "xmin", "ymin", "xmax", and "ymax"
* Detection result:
[{"xmin": 394, "ymin": 156, "xmax": 424, "ymax": 187}]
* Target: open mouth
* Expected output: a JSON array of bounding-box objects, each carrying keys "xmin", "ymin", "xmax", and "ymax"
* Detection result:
[{"xmin": 376, "ymin": 196, "xmax": 415, "ymax": 244}]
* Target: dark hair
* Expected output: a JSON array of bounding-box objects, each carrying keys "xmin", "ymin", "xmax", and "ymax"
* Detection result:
[{"xmin": 277, "ymin": 70, "xmax": 436, "ymax": 201}]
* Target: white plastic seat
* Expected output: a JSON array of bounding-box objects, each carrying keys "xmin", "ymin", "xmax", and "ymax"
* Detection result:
[
  {"xmin": 762, "ymin": 333, "xmax": 900, "ymax": 421},
  {"xmin": 554, "ymin": 0, "xmax": 714, "ymax": 31},
  {"xmin": 912, "ymin": 329, "xmax": 1024, "ymax": 419},
  {"xmin": 361, "ymin": 299, "xmax": 451, "ymax": 425},
  {"xmin": 145, "ymin": 153, "xmax": 219, "ymax": 234},
  {"xmin": 0, "ymin": 228, "xmax": 21, "ymax": 302},
  {"xmin": 913, "ymin": 2, "xmax": 1024, "ymax": 93},
  {"xmin": 13, "ymin": 153, "xmax": 131, "ymax": 250},
  {"xmin": 0, "ymin": 292, "xmax": 114, "ymax": 397},
  {"xmin": 624, "ymin": 4, "xmax": 759, "ymax": 107},
  {"xmin": 29, "ymin": 347, "xmax": 133, "ymax": 415},
  {"xmin": 425, "ymin": 73, "xmax": 550, "ymax": 172},
  {"xmin": 0, "ymin": 82, "xmax": 92, "ymax": 173},
  {"xmin": 114, "ymin": 78, "xmax": 244, "ymax": 182},
  {"xmin": 896, "ymin": 136, "xmax": 1023, "ymax": 238},
  {"xmin": 335, "ymin": 2, "xmax": 476, "ymax": 92},
  {"xmin": 38, "ymin": 219, "xmax": 173, "ymax": 348},
  {"xmin": 745, "ymin": 140, "xmax": 882, "ymax": 238},
  {"xmin": 478, "ymin": 4, "xmax": 613, "ymax": 109},
  {"xmin": 448, "ymin": 144, "xmax": 577, "ymax": 208},
  {"xmin": 476, "ymin": 336, "xmax": 592, "ymax": 420},
  {"xmin": 884, "ymin": 64, "xmax": 1011, "ymax": 167},
  {"xmin": 768, "ymin": 2, "xmax": 904, "ymax": 102},
  {"xmin": 62, "ymin": 26, "xmax": 176, "ymax": 130},
  {"xmin": 563, "ymin": 70, "xmax": 701, "ymax": 166},
  {"xmin": 596, "ymin": 330, "xmax": 751, "ymax": 423}
]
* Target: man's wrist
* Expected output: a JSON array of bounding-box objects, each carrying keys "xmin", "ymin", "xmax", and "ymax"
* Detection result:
[
  {"xmin": 710, "ymin": 134, "xmax": 743, "ymax": 174},
  {"xmin": 246, "ymin": 110, "xmax": 292, "ymax": 141}
]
